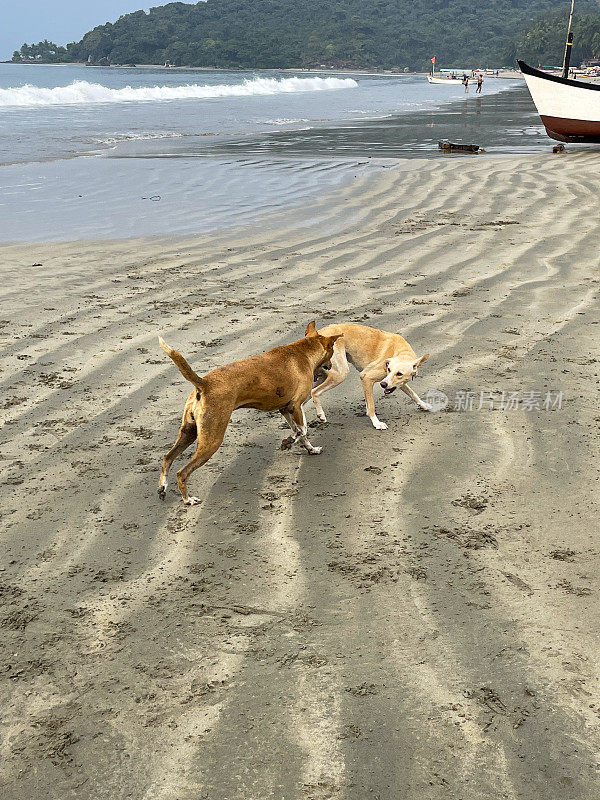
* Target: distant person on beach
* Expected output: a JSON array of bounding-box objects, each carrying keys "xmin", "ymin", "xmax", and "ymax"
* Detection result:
[
  {"xmin": 463, "ymin": 74, "xmax": 469, "ymax": 92},
  {"xmin": 476, "ymin": 74, "xmax": 483, "ymax": 93}
]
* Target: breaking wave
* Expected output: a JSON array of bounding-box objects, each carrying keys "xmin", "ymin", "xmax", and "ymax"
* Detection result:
[{"xmin": 0, "ymin": 76, "xmax": 358, "ymax": 108}]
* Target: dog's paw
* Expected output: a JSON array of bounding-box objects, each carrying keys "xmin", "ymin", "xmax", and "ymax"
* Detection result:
[
  {"xmin": 308, "ymin": 445, "xmax": 323, "ymax": 455},
  {"xmin": 158, "ymin": 485, "xmax": 167, "ymax": 500},
  {"xmin": 316, "ymin": 412, "xmax": 327, "ymax": 423},
  {"xmin": 184, "ymin": 496, "xmax": 201, "ymax": 506},
  {"xmin": 420, "ymin": 403, "xmax": 434, "ymax": 412},
  {"xmin": 372, "ymin": 420, "xmax": 388, "ymax": 431},
  {"xmin": 281, "ymin": 436, "xmax": 295, "ymax": 450}
]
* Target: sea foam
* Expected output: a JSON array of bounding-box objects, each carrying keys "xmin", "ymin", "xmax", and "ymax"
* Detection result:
[{"xmin": 0, "ymin": 76, "xmax": 358, "ymax": 108}]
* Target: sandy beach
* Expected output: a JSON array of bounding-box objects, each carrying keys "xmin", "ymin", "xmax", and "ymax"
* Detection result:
[{"xmin": 1, "ymin": 151, "xmax": 600, "ymax": 799}]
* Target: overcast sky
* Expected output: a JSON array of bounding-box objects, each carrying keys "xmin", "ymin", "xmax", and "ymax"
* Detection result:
[{"xmin": 2, "ymin": 1, "xmax": 155, "ymax": 60}]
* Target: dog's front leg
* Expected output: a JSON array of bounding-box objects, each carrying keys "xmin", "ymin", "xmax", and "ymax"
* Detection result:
[
  {"xmin": 280, "ymin": 410, "xmax": 301, "ymax": 450},
  {"xmin": 290, "ymin": 406, "xmax": 322, "ymax": 454},
  {"xmin": 360, "ymin": 370, "xmax": 387, "ymax": 430},
  {"xmin": 401, "ymin": 384, "xmax": 433, "ymax": 411}
]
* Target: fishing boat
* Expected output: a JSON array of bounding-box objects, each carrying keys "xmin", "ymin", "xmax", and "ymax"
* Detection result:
[
  {"xmin": 427, "ymin": 73, "xmax": 478, "ymax": 85},
  {"xmin": 518, "ymin": 61, "xmax": 600, "ymax": 142},
  {"xmin": 518, "ymin": 1, "xmax": 600, "ymax": 142},
  {"xmin": 427, "ymin": 58, "xmax": 478, "ymax": 84}
]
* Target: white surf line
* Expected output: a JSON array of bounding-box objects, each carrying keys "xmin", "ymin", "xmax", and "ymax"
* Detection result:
[{"xmin": 0, "ymin": 76, "xmax": 358, "ymax": 108}]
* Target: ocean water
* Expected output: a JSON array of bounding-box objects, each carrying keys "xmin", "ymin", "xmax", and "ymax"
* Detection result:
[{"xmin": 0, "ymin": 64, "xmax": 543, "ymax": 242}]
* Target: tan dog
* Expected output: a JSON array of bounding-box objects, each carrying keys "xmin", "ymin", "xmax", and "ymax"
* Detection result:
[
  {"xmin": 311, "ymin": 323, "xmax": 431, "ymax": 430},
  {"xmin": 158, "ymin": 322, "xmax": 342, "ymax": 505}
]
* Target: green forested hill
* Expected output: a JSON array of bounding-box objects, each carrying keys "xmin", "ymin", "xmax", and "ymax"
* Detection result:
[
  {"xmin": 513, "ymin": 6, "xmax": 600, "ymax": 65},
  {"xmin": 12, "ymin": 0, "xmax": 600, "ymax": 70}
]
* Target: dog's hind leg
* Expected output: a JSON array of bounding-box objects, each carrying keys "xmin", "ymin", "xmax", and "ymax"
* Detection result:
[
  {"xmin": 176, "ymin": 408, "xmax": 231, "ymax": 506},
  {"xmin": 290, "ymin": 405, "xmax": 322, "ymax": 455},
  {"xmin": 158, "ymin": 419, "xmax": 196, "ymax": 499},
  {"xmin": 311, "ymin": 347, "xmax": 349, "ymax": 422}
]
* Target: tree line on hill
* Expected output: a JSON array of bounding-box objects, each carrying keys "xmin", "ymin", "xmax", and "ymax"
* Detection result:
[
  {"xmin": 511, "ymin": 6, "xmax": 600, "ymax": 66},
  {"xmin": 11, "ymin": 0, "xmax": 600, "ymax": 71}
]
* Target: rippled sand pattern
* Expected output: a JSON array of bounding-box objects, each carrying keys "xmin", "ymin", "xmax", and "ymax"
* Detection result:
[{"xmin": 1, "ymin": 153, "xmax": 600, "ymax": 799}]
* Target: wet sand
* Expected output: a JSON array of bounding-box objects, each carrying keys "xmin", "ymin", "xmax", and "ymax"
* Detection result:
[{"xmin": 1, "ymin": 152, "xmax": 600, "ymax": 799}]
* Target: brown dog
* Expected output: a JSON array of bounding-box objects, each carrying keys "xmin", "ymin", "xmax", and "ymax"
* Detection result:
[{"xmin": 158, "ymin": 322, "xmax": 342, "ymax": 505}]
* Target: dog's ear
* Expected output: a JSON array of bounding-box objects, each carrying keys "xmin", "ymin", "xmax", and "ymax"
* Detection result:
[
  {"xmin": 319, "ymin": 333, "xmax": 342, "ymax": 350},
  {"xmin": 305, "ymin": 321, "xmax": 318, "ymax": 337},
  {"xmin": 414, "ymin": 353, "xmax": 430, "ymax": 368}
]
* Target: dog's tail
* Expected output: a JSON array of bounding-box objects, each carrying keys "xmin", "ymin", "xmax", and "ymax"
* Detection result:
[{"xmin": 158, "ymin": 337, "xmax": 206, "ymax": 390}]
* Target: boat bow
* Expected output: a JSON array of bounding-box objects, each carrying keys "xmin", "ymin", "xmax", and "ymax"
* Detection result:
[{"xmin": 518, "ymin": 60, "xmax": 600, "ymax": 142}]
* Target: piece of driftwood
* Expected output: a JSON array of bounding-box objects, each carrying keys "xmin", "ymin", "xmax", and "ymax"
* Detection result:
[{"xmin": 438, "ymin": 139, "xmax": 484, "ymax": 153}]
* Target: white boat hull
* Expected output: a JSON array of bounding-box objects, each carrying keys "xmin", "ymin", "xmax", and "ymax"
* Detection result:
[
  {"xmin": 427, "ymin": 75, "xmax": 477, "ymax": 84},
  {"xmin": 519, "ymin": 60, "xmax": 600, "ymax": 142}
]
